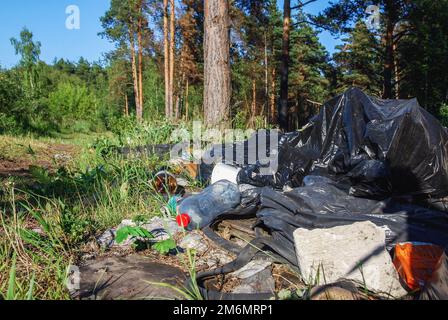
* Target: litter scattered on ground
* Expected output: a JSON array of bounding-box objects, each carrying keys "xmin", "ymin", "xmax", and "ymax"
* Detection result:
[
  {"xmin": 179, "ymin": 180, "xmax": 241, "ymax": 230},
  {"xmin": 97, "ymin": 217, "xmax": 184, "ymax": 249},
  {"xmin": 211, "ymin": 163, "xmax": 241, "ymax": 185},
  {"xmin": 393, "ymin": 242, "xmax": 445, "ymax": 291}
]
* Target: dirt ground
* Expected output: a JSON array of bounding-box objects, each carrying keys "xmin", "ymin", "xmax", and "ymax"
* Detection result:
[{"xmin": 0, "ymin": 138, "xmax": 77, "ymax": 178}]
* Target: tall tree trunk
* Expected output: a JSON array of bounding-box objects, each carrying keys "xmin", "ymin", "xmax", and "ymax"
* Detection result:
[
  {"xmin": 270, "ymin": 66, "xmax": 276, "ymax": 124},
  {"xmin": 137, "ymin": 14, "xmax": 144, "ymax": 121},
  {"xmin": 393, "ymin": 42, "xmax": 400, "ymax": 99},
  {"xmin": 163, "ymin": 0, "xmax": 170, "ymax": 118},
  {"xmin": 252, "ymin": 79, "xmax": 257, "ymax": 118},
  {"xmin": 383, "ymin": 0, "xmax": 397, "ymax": 99},
  {"xmin": 129, "ymin": 28, "xmax": 140, "ymax": 118},
  {"xmin": 279, "ymin": 0, "xmax": 291, "ymax": 131},
  {"xmin": 124, "ymin": 94, "xmax": 129, "ymax": 117},
  {"xmin": 169, "ymin": 0, "xmax": 176, "ymax": 118},
  {"xmin": 383, "ymin": 22, "xmax": 394, "ymax": 99},
  {"xmin": 203, "ymin": 0, "xmax": 231, "ymax": 128},
  {"xmin": 264, "ymin": 33, "xmax": 269, "ymax": 125},
  {"xmin": 185, "ymin": 79, "xmax": 189, "ymax": 121}
]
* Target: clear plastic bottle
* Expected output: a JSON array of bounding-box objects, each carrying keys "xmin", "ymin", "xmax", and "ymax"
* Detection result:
[{"xmin": 179, "ymin": 180, "xmax": 241, "ymax": 230}]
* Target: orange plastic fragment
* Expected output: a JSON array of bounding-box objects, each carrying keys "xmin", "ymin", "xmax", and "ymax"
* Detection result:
[{"xmin": 393, "ymin": 243, "xmax": 444, "ymax": 291}]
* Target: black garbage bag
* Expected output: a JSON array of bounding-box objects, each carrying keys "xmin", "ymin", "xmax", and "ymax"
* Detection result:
[
  {"xmin": 236, "ymin": 88, "xmax": 448, "ymax": 199},
  {"xmin": 255, "ymin": 181, "xmax": 448, "ymax": 266}
]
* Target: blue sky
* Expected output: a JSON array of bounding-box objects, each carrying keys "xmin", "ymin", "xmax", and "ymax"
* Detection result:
[
  {"xmin": 0, "ymin": 0, "xmax": 342, "ymax": 68},
  {"xmin": 0, "ymin": 0, "xmax": 114, "ymax": 67}
]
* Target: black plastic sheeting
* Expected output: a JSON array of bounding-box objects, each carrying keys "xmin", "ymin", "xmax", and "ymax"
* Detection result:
[
  {"xmin": 235, "ymin": 88, "xmax": 448, "ymax": 199},
  {"xmin": 255, "ymin": 181, "xmax": 448, "ymax": 267}
]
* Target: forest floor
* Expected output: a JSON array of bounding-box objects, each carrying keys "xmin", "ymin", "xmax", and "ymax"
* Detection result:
[{"xmin": 0, "ymin": 135, "xmax": 78, "ymax": 178}]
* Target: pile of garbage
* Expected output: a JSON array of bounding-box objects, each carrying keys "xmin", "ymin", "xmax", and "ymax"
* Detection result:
[
  {"xmin": 169, "ymin": 88, "xmax": 448, "ymax": 300},
  {"xmin": 93, "ymin": 88, "xmax": 447, "ymax": 300}
]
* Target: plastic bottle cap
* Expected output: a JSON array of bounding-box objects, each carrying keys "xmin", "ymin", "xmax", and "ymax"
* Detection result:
[{"xmin": 176, "ymin": 214, "xmax": 191, "ymax": 228}]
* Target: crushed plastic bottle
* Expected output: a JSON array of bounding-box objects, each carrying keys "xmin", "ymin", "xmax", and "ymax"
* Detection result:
[{"xmin": 178, "ymin": 180, "xmax": 241, "ymax": 230}]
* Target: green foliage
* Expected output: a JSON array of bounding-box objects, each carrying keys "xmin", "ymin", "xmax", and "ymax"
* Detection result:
[
  {"xmin": 6, "ymin": 254, "xmax": 17, "ymax": 300},
  {"xmin": 289, "ymin": 22, "xmax": 331, "ymax": 105},
  {"xmin": 153, "ymin": 239, "xmax": 177, "ymax": 255},
  {"xmin": 115, "ymin": 226, "xmax": 154, "ymax": 244},
  {"xmin": 47, "ymin": 81, "xmax": 99, "ymax": 128},
  {"xmin": 10, "ymin": 27, "xmax": 41, "ymax": 95},
  {"xmin": 59, "ymin": 202, "xmax": 95, "ymax": 244},
  {"xmin": 0, "ymin": 113, "xmax": 19, "ymax": 134},
  {"xmin": 439, "ymin": 104, "xmax": 448, "ymax": 127},
  {"xmin": 110, "ymin": 118, "xmax": 181, "ymax": 147},
  {"xmin": 115, "ymin": 225, "xmax": 177, "ymax": 255},
  {"xmin": 333, "ymin": 22, "xmax": 382, "ymax": 96},
  {"xmin": 398, "ymin": 0, "xmax": 448, "ymax": 113}
]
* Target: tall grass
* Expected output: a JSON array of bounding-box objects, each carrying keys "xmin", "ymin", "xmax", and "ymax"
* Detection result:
[{"xmin": 0, "ymin": 121, "xmax": 189, "ymax": 300}]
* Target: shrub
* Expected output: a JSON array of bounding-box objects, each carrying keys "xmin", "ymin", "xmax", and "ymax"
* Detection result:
[
  {"xmin": 47, "ymin": 81, "xmax": 99, "ymax": 129},
  {"xmin": 439, "ymin": 104, "xmax": 448, "ymax": 127}
]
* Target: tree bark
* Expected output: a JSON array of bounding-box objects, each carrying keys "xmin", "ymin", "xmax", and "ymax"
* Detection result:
[
  {"xmin": 203, "ymin": 0, "xmax": 231, "ymax": 128},
  {"xmin": 264, "ymin": 33, "xmax": 269, "ymax": 125},
  {"xmin": 383, "ymin": 0, "xmax": 397, "ymax": 99},
  {"xmin": 137, "ymin": 10, "xmax": 144, "ymax": 121},
  {"xmin": 252, "ymin": 79, "xmax": 257, "ymax": 118},
  {"xmin": 383, "ymin": 21, "xmax": 394, "ymax": 99},
  {"xmin": 124, "ymin": 93, "xmax": 129, "ymax": 117},
  {"xmin": 185, "ymin": 79, "xmax": 189, "ymax": 121},
  {"xmin": 129, "ymin": 27, "xmax": 140, "ymax": 118},
  {"xmin": 393, "ymin": 42, "xmax": 400, "ymax": 99},
  {"xmin": 270, "ymin": 66, "xmax": 276, "ymax": 124},
  {"xmin": 169, "ymin": 0, "xmax": 176, "ymax": 118},
  {"xmin": 279, "ymin": 0, "xmax": 291, "ymax": 131},
  {"xmin": 163, "ymin": 0, "xmax": 170, "ymax": 118}
]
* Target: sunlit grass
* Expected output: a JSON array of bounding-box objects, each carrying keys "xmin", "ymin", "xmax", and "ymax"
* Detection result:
[{"xmin": 0, "ymin": 121, "xmax": 187, "ymax": 300}]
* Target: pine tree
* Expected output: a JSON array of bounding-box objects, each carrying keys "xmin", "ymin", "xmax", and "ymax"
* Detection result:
[
  {"xmin": 288, "ymin": 12, "xmax": 331, "ymax": 128},
  {"xmin": 178, "ymin": 0, "xmax": 204, "ymax": 120},
  {"xmin": 315, "ymin": 0, "xmax": 413, "ymax": 99},
  {"xmin": 100, "ymin": 0, "xmax": 150, "ymax": 121},
  {"xmin": 397, "ymin": 0, "xmax": 448, "ymax": 114},
  {"xmin": 333, "ymin": 21, "xmax": 382, "ymax": 96}
]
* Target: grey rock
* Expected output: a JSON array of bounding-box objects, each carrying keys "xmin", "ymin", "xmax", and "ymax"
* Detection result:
[
  {"xmin": 201, "ymin": 249, "xmax": 234, "ymax": 269},
  {"xmin": 294, "ymin": 221, "xmax": 407, "ymax": 298},
  {"xmin": 97, "ymin": 228, "xmax": 117, "ymax": 249},
  {"xmin": 179, "ymin": 232, "xmax": 208, "ymax": 254},
  {"xmin": 232, "ymin": 269, "xmax": 275, "ymax": 295},
  {"xmin": 73, "ymin": 255, "xmax": 187, "ymax": 300}
]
